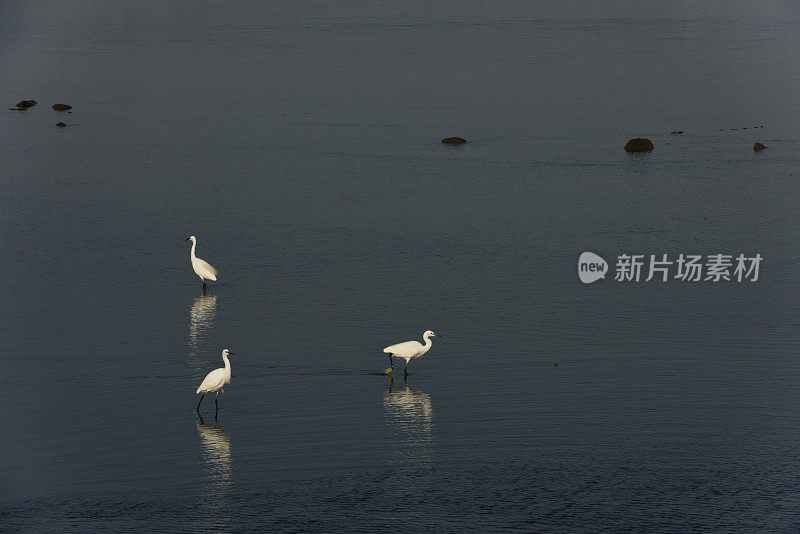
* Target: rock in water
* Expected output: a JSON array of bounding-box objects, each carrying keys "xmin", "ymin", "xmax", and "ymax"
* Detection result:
[
  {"xmin": 753, "ymin": 142, "xmax": 767, "ymax": 151},
  {"xmin": 16, "ymin": 100, "xmax": 37, "ymax": 109},
  {"xmin": 624, "ymin": 138, "xmax": 654, "ymax": 152},
  {"xmin": 56, "ymin": 122, "xmax": 66, "ymax": 127},
  {"xmin": 53, "ymin": 103, "xmax": 72, "ymax": 111},
  {"xmin": 441, "ymin": 137, "xmax": 467, "ymax": 144}
]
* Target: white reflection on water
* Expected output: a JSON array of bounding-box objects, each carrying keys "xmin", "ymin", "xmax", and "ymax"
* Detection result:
[
  {"xmin": 197, "ymin": 418, "xmax": 231, "ymax": 484},
  {"xmin": 189, "ymin": 295, "xmax": 217, "ymax": 378},
  {"xmin": 196, "ymin": 416, "xmax": 233, "ymax": 528},
  {"xmin": 383, "ymin": 378, "xmax": 434, "ymax": 467},
  {"xmin": 189, "ymin": 295, "xmax": 217, "ymax": 350}
]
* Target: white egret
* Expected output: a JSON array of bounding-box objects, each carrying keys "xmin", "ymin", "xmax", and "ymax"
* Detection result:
[
  {"xmin": 383, "ymin": 330, "xmax": 443, "ymax": 376},
  {"xmin": 196, "ymin": 349, "xmax": 233, "ymax": 413},
  {"xmin": 186, "ymin": 235, "xmax": 218, "ymax": 292}
]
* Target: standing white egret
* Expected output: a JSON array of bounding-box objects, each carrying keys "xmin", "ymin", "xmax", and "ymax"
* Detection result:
[
  {"xmin": 196, "ymin": 349, "xmax": 233, "ymax": 413},
  {"xmin": 186, "ymin": 235, "xmax": 218, "ymax": 292},
  {"xmin": 383, "ymin": 330, "xmax": 443, "ymax": 376}
]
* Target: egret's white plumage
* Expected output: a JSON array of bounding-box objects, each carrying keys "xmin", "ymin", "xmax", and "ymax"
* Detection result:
[
  {"xmin": 186, "ymin": 235, "xmax": 218, "ymax": 291},
  {"xmin": 383, "ymin": 330, "xmax": 442, "ymax": 376},
  {"xmin": 196, "ymin": 349, "xmax": 232, "ymax": 412}
]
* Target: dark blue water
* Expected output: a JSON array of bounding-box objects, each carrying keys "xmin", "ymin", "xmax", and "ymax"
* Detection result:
[{"xmin": 3, "ymin": 1, "xmax": 800, "ymax": 531}]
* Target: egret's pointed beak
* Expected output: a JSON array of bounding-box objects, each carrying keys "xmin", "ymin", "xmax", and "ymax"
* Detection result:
[
  {"xmin": 436, "ymin": 334, "xmax": 445, "ymax": 338},
  {"xmin": 186, "ymin": 238, "xmax": 191, "ymax": 241},
  {"xmin": 228, "ymin": 351, "xmax": 234, "ymax": 356}
]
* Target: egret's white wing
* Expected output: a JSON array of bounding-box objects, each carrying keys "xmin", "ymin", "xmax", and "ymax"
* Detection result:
[
  {"xmin": 383, "ymin": 340, "xmax": 423, "ymax": 359},
  {"xmin": 197, "ymin": 367, "xmax": 227, "ymax": 394},
  {"xmin": 194, "ymin": 257, "xmax": 218, "ymax": 280}
]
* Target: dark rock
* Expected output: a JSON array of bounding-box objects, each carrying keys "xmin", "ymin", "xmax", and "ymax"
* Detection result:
[
  {"xmin": 624, "ymin": 138, "xmax": 654, "ymax": 152},
  {"xmin": 16, "ymin": 99, "xmax": 37, "ymax": 109},
  {"xmin": 441, "ymin": 137, "xmax": 467, "ymax": 144},
  {"xmin": 670, "ymin": 130, "xmax": 683, "ymax": 135},
  {"xmin": 753, "ymin": 142, "xmax": 767, "ymax": 151},
  {"xmin": 56, "ymin": 122, "xmax": 66, "ymax": 127},
  {"xmin": 52, "ymin": 103, "xmax": 72, "ymax": 111}
]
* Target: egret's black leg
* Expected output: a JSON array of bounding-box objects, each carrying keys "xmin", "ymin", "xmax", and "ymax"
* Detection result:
[
  {"xmin": 404, "ymin": 360, "xmax": 409, "ymax": 377},
  {"xmin": 215, "ymin": 394, "xmax": 219, "ymax": 413},
  {"xmin": 202, "ymin": 281, "xmax": 207, "ymax": 293},
  {"xmin": 388, "ymin": 354, "xmax": 393, "ymax": 369},
  {"xmin": 197, "ymin": 394, "xmax": 206, "ymax": 412}
]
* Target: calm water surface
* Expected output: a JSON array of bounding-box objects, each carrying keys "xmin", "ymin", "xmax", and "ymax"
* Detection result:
[{"xmin": 2, "ymin": 1, "xmax": 800, "ymax": 531}]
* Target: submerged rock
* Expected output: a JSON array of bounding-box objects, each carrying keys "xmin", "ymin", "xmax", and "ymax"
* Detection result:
[
  {"xmin": 441, "ymin": 137, "xmax": 467, "ymax": 144},
  {"xmin": 56, "ymin": 122, "xmax": 66, "ymax": 127},
  {"xmin": 624, "ymin": 138, "xmax": 654, "ymax": 152},
  {"xmin": 52, "ymin": 103, "xmax": 72, "ymax": 111},
  {"xmin": 15, "ymin": 99, "xmax": 37, "ymax": 109},
  {"xmin": 753, "ymin": 142, "xmax": 767, "ymax": 151}
]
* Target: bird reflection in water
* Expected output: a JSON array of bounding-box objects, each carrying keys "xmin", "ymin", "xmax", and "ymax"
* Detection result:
[
  {"xmin": 383, "ymin": 377, "xmax": 434, "ymax": 467},
  {"xmin": 196, "ymin": 415, "xmax": 233, "ymax": 527},
  {"xmin": 196, "ymin": 415, "xmax": 231, "ymax": 484},
  {"xmin": 188, "ymin": 295, "xmax": 217, "ymax": 377}
]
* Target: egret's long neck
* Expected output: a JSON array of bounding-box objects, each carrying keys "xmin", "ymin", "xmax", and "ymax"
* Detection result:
[
  {"xmin": 223, "ymin": 354, "xmax": 231, "ymax": 377},
  {"xmin": 422, "ymin": 333, "xmax": 433, "ymax": 352},
  {"xmin": 190, "ymin": 240, "xmax": 197, "ymax": 259}
]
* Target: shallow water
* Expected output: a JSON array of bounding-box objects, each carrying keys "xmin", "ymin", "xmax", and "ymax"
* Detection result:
[{"xmin": 3, "ymin": 1, "xmax": 800, "ymax": 531}]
